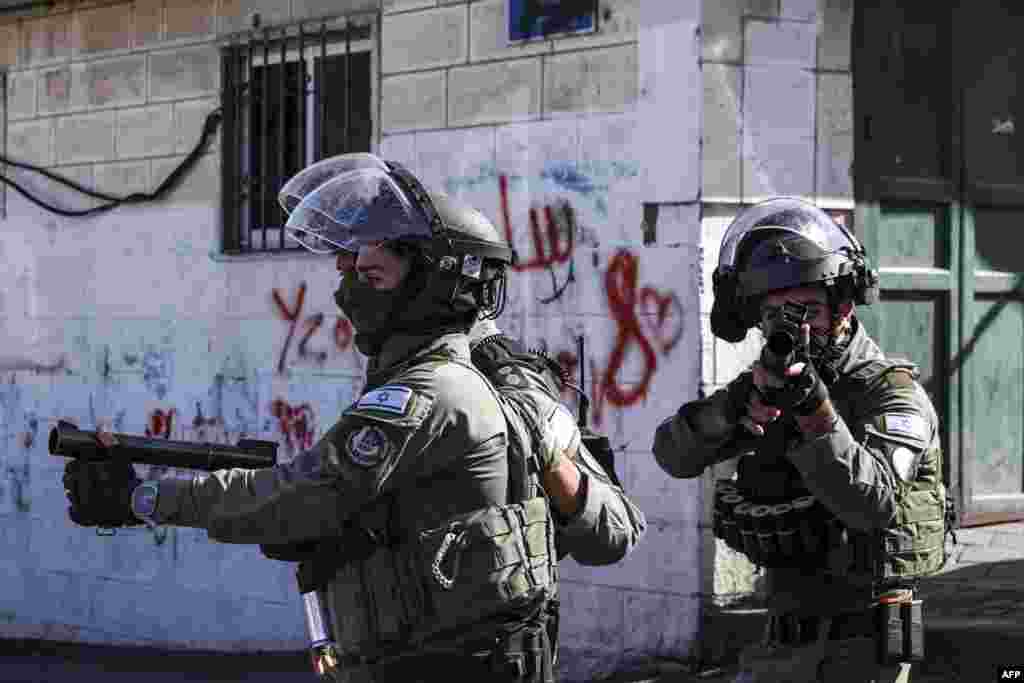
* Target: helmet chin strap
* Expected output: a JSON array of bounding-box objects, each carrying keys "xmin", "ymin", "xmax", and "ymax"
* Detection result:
[{"xmin": 807, "ymin": 294, "xmax": 853, "ymax": 386}]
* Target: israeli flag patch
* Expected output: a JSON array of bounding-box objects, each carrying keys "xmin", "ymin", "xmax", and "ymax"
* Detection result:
[
  {"xmin": 884, "ymin": 413, "xmax": 927, "ymax": 440},
  {"xmin": 356, "ymin": 385, "xmax": 414, "ymax": 415}
]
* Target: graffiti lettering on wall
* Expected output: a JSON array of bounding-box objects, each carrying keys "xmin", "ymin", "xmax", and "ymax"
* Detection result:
[
  {"xmin": 270, "ymin": 399, "xmax": 316, "ymax": 455},
  {"xmin": 145, "ymin": 403, "xmax": 233, "ymax": 445},
  {"xmin": 499, "ymin": 174, "xmax": 578, "ymax": 303},
  {"xmin": 272, "ymin": 283, "xmax": 354, "ymax": 373}
]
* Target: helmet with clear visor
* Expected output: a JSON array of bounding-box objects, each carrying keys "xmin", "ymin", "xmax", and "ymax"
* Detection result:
[
  {"xmin": 711, "ymin": 197, "xmax": 878, "ymax": 342},
  {"xmin": 277, "ymin": 153, "xmax": 390, "ymax": 217}
]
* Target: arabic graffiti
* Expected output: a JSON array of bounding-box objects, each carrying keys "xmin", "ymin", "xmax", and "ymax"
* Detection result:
[{"xmin": 272, "ymin": 283, "xmax": 353, "ymax": 373}]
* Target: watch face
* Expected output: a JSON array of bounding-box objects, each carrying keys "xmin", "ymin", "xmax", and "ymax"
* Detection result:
[{"xmin": 132, "ymin": 483, "xmax": 158, "ymax": 518}]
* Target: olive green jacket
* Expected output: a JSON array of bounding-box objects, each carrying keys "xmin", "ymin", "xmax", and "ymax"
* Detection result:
[
  {"xmin": 150, "ymin": 332, "xmax": 511, "ymax": 545},
  {"xmin": 653, "ymin": 319, "xmax": 943, "ymax": 614}
]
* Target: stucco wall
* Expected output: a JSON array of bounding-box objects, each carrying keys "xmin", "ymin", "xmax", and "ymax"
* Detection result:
[{"xmin": 0, "ymin": 1, "xmax": 707, "ymax": 680}]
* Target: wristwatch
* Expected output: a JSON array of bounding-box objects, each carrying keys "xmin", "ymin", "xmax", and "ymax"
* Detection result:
[{"xmin": 130, "ymin": 480, "xmax": 161, "ymax": 523}]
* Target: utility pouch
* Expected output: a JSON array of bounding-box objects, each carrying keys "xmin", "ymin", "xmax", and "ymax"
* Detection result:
[
  {"xmin": 903, "ymin": 599, "xmax": 924, "ymax": 662},
  {"xmin": 875, "ymin": 600, "xmax": 903, "ymax": 665}
]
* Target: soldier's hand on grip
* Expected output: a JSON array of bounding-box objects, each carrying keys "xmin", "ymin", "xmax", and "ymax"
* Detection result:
[
  {"xmin": 62, "ymin": 426, "xmax": 142, "ymax": 528},
  {"xmin": 753, "ymin": 323, "xmax": 828, "ymax": 417}
]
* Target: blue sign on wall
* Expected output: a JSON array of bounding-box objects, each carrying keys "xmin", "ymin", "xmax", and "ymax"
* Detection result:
[{"xmin": 508, "ymin": 0, "xmax": 597, "ymax": 43}]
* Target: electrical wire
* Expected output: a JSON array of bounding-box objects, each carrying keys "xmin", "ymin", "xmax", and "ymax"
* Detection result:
[{"xmin": 0, "ymin": 109, "xmax": 223, "ymax": 218}]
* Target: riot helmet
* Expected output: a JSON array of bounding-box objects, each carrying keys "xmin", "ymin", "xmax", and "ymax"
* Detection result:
[
  {"xmin": 711, "ymin": 198, "xmax": 879, "ymax": 343},
  {"xmin": 284, "ymin": 154, "xmax": 514, "ymax": 354},
  {"xmin": 277, "ymin": 153, "xmax": 390, "ymax": 217}
]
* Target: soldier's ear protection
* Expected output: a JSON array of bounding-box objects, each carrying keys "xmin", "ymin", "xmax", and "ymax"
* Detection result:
[{"xmin": 710, "ymin": 266, "xmax": 750, "ymax": 343}]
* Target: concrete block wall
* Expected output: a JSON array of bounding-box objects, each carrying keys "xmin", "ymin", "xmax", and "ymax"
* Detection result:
[
  {"xmin": 378, "ymin": 2, "xmax": 705, "ymax": 679},
  {"xmin": 697, "ymin": 0, "xmax": 855, "ymax": 609},
  {"xmin": 0, "ymin": 0, "xmax": 708, "ymax": 679}
]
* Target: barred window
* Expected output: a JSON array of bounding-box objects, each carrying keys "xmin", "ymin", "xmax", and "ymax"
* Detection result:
[{"xmin": 220, "ymin": 13, "xmax": 375, "ymax": 254}]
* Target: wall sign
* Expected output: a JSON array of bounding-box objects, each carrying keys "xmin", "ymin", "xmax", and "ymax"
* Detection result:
[{"xmin": 508, "ymin": 0, "xmax": 598, "ymax": 43}]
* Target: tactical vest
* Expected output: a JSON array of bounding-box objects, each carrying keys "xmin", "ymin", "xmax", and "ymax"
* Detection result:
[
  {"xmin": 299, "ymin": 350, "xmax": 557, "ymax": 673},
  {"xmin": 713, "ymin": 358, "xmax": 949, "ymax": 587}
]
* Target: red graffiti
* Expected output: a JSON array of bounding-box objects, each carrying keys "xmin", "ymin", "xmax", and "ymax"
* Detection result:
[
  {"xmin": 639, "ymin": 288, "xmax": 685, "ymax": 354},
  {"xmin": 272, "ymin": 282, "xmax": 353, "ymax": 372},
  {"xmin": 270, "ymin": 399, "xmax": 316, "ymax": 453},
  {"xmin": 499, "ymin": 174, "xmax": 576, "ymax": 272},
  {"xmin": 146, "ymin": 408, "xmax": 176, "ymax": 439},
  {"xmin": 586, "ymin": 249, "xmax": 684, "ymax": 426}
]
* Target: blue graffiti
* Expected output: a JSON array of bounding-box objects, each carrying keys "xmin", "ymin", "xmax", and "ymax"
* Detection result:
[
  {"xmin": 540, "ymin": 162, "xmax": 597, "ymax": 195},
  {"xmin": 142, "ymin": 349, "xmax": 174, "ymax": 399}
]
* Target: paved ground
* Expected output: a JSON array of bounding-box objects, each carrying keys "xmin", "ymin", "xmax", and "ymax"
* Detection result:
[{"xmin": 0, "ymin": 523, "xmax": 1021, "ymax": 682}]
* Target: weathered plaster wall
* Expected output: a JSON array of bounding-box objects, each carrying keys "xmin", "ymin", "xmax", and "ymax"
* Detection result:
[{"xmin": 0, "ymin": 1, "xmax": 707, "ymax": 680}]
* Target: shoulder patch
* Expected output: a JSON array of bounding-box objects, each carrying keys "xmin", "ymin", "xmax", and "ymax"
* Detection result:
[
  {"xmin": 356, "ymin": 385, "xmax": 414, "ymax": 415},
  {"xmin": 883, "ymin": 413, "xmax": 928, "ymax": 440},
  {"xmin": 346, "ymin": 426, "xmax": 391, "ymax": 467}
]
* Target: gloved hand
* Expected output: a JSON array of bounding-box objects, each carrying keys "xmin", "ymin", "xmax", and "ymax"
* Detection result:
[
  {"xmin": 62, "ymin": 427, "xmax": 142, "ymax": 528},
  {"xmin": 754, "ymin": 323, "xmax": 829, "ymax": 416}
]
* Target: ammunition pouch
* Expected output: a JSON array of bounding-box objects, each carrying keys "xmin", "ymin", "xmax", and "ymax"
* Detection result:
[
  {"xmin": 321, "ymin": 496, "xmax": 556, "ymax": 669},
  {"xmin": 713, "ymin": 480, "xmax": 877, "ymax": 574}
]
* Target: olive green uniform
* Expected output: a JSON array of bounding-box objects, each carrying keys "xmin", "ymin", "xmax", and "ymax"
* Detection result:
[
  {"xmin": 653, "ymin": 320, "xmax": 945, "ymax": 683},
  {"xmin": 468, "ymin": 319, "xmax": 647, "ymax": 567},
  {"xmin": 148, "ymin": 330, "xmax": 557, "ymax": 682}
]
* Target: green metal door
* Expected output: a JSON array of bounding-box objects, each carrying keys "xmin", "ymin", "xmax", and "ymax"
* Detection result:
[{"xmin": 855, "ymin": 1, "xmax": 1024, "ymax": 525}]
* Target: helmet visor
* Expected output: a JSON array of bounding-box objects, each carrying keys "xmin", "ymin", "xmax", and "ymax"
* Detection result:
[
  {"xmin": 718, "ymin": 198, "xmax": 862, "ymax": 270},
  {"xmin": 285, "ymin": 168, "xmax": 433, "ymax": 254},
  {"xmin": 277, "ymin": 153, "xmax": 391, "ymax": 216}
]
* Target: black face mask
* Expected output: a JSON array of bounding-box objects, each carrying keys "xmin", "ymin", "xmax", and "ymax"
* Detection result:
[{"xmin": 334, "ymin": 277, "xmax": 405, "ymax": 353}]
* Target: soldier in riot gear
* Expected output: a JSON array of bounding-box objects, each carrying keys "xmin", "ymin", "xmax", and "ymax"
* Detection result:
[
  {"xmin": 652, "ymin": 198, "xmax": 949, "ymax": 683},
  {"xmin": 61, "ymin": 154, "xmax": 642, "ymax": 683}
]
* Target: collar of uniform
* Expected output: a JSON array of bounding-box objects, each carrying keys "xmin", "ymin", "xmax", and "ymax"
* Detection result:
[
  {"xmin": 466, "ymin": 317, "xmax": 501, "ymax": 349},
  {"xmin": 369, "ymin": 331, "xmax": 471, "ymax": 376},
  {"xmin": 830, "ymin": 317, "xmax": 885, "ymax": 376}
]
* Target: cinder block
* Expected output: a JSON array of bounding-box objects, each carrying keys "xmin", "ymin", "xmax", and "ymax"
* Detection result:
[
  {"xmin": 376, "ymin": 133, "xmax": 417, "ymax": 169},
  {"xmin": 380, "ymin": 70, "xmax": 446, "ymax": 133},
  {"xmin": 782, "ymin": 0, "xmax": 817, "ymax": 20},
  {"xmin": 382, "ymin": 0, "xmax": 436, "ymax": 13},
  {"xmin": 7, "ymin": 119, "xmax": 54, "ymax": 167},
  {"xmin": 52, "ymin": 163, "xmax": 96, "ymax": 189},
  {"xmin": 702, "ymin": 0, "xmax": 742, "ymax": 62},
  {"xmin": 0, "ymin": 23, "xmax": 20, "ymax": 68},
  {"xmin": 624, "ymin": 591, "xmax": 699, "ymax": 660},
  {"xmin": 72, "ymin": 4, "xmax": 134, "ymax": 55},
  {"xmin": 554, "ymin": 0, "xmax": 641, "ymax": 52},
  {"xmin": 116, "ymin": 105, "xmax": 176, "ymax": 159},
  {"xmin": 20, "ymin": 14, "xmax": 70, "ymax": 65},
  {"xmin": 703, "ymin": 63, "xmax": 742, "ymax": 202},
  {"xmin": 544, "ymin": 43, "xmax": 638, "ymax": 116},
  {"xmin": 70, "ymin": 55, "xmax": 147, "ymax": 109},
  {"xmin": 818, "ymin": 0, "xmax": 852, "ymax": 71},
  {"xmin": 38, "ymin": 66, "xmax": 71, "ymax": 114},
  {"xmin": 741, "ymin": 65, "xmax": 814, "ymax": 202},
  {"xmin": 381, "ymin": 4, "xmax": 468, "ymax": 74},
  {"xmin": 744, "ymin": 17, "xmax": 816, "ymax": 67},
  {"xmin": 134, "ymin": 0, "xmax": 163, "ymax": 47},
  {"xmin": 55, "ymin": 110, "xmax": 116, "ymax": 164},
  {"xmin": 816, "ymin": 72, "xmax": 853, "ymax": 203},
  {"xmin": 7, "ymin": 70, "xmax": 36, "ymax": 121},
  {"xmin": 173, "ymin": 98, "xmax": 220, "ymax": 153},
  {"xmin": 218, "ymin": 0, "xmax": 289, "ymax": 35},
  {"xmin": 165, "ymin": 0, "xmax": 215, "ymax": 41},
  {"xmin": 149, "ymin": 46, "xmax": 220, "ymax": 101},
  {"xmin": 294, "ymin": 0, "xmax": 380, "ymax": 21},
  {"xmin": 637, "ymin": 7, "xmax": 700, "ymax": 203},
  {"xmin": 151, "ymin": 153, "xmax": 219, "ymax": 202},
  {"xmin": 469, "ymin": 0, "xmax": 550, "ymax": 62},
  {"xmin": 448, "ymin": 58, "xmax": 541, "ymax": 127},
  {"xmin": 746, "ymin": 0, "xmax": 779, "ymax": 16}
]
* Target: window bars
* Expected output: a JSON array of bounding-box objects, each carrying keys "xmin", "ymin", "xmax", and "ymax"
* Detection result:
[{"xmin": 220, "ymin": 11, "xmax": 376, "ymax": 254}]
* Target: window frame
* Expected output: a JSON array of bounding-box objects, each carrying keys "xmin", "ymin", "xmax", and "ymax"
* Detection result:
[{"xmin": 219, "ymin": 13, "xmax": 378, "ymax": 255}]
